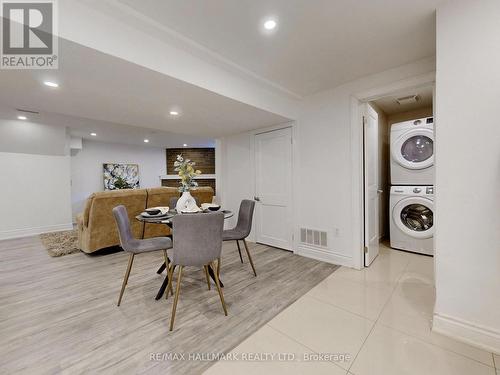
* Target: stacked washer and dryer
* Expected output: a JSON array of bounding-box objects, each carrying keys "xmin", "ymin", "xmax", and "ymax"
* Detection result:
[{"xmin": 389, "ymin": 117, "xmax": 434, "ymax": 255}]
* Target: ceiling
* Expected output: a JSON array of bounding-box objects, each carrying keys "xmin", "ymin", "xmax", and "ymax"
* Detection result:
[
  {"xmin": 372, "ymin": 86, "xmax": 433, "ymax": 115},
  {"xmin": 0, "ymin": 105, "xmax": 214, "ymax": 148},
  {"xmin": 0, "ymin": 39, "xmax": 290, "ymax": 140},
  {"xmin": 117, "ymin": 0, "xmax": 439, "ymax": 96}
]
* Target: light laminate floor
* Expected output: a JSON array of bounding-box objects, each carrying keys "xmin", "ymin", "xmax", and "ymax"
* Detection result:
[
  {"xmin": 0, "ymin": 236, "xmax": 338, "ymax": 374},
  {"xmin": 204, "ymin": 244, "xmax": 499, "ymax": 375}
]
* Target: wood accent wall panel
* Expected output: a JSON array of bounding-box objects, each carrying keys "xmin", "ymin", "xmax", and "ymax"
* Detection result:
[
  {"xmin": 161, "ymin": 178, "xmax": 216, "ymax": 194},
  {"xmin": 166, "ymin": 148, "xmax": 215, "ymax": 174}
]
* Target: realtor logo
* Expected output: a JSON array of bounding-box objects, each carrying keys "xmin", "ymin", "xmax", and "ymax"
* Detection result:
[{"xmin": 1, "ymin": 0, "xmax": 58, "ymax": 69}]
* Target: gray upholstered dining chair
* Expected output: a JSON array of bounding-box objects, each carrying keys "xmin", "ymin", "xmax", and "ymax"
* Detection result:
[
  {"xmin": 112, "ymin": 205, "xmax": 173, "ymax": 306},
  {"xmin": 166, "ymin": 212, "xmax": 226, "ymax": 331},
  {"xmin": 222, "ymin": 199, "xmax": 257, "ymax": 276},
  {"xmin": 169, "ymin": 197, "xmax": 178, "ymax": 210}
]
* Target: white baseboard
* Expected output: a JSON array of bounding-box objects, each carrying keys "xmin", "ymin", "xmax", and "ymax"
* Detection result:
[
  {"xmin": 0, "ymin": 223, "xmax": 74, "ymax": 241},
  {"xmin": 296, "ymin": 245, "xmax": 353, "ymax": 267},
  {"xmin": 433, "ymin": 313, "xmax": 500, "ymax": 354}
]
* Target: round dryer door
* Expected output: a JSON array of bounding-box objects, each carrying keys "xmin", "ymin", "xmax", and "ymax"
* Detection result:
[
  {"xmin": 393, "ymin": 197, "xmax": 434, "ymax": 239},
  {"xmin": 392, "ymin": 128, "xmax": 434, "ymax": 170}
]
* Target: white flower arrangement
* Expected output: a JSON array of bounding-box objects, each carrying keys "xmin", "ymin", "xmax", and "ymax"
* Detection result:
[{"xmin": 174, "ymin": 154, "xmax": 202, "ymax": 192}]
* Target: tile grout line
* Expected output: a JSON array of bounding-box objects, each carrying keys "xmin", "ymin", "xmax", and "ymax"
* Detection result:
[
  {"xmin": 392, "ymin": 256, "xmax": 497, "ymax": 369},
  {"xmin": 346, "ymin": 254, "xmax": 411, "ymax": 373},
  {"xmin": 356, "ymin": 254, "xmax": 497, "ymax": 370},
  {"xmin": 305, "ymin": 293, "xmax": 379, "ymax": 322},
  {"xmin": 265, "ymin": 323, "xmax": 349, "ymax": 373},
  {"xmin": 201, "ymin": 260, "xmax": 341, "ymax": 373},
  {"xmin": 263, "ymin": 252, "xmax": 410, "ymax": 371},
  {"xmin": 373, "ymin": 319, "xmax": 497, "ymax": 369}
]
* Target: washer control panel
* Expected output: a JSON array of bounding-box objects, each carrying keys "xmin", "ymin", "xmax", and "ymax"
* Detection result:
[{"xmin": 391, "ymin": 186, "xmax": 434, "ymax": 195}]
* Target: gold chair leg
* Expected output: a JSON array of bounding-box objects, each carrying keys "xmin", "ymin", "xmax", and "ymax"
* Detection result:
[
  {"xmin": 243, "ymin": 239, "xmax": 257, "ymax": 276},
  {"xmin": 217, "ymin": 256, "xmax": 221, "ymax": 278},
  {"xmin": 117, "ymin": 253, "xmax": 135, "ymax": 306},
  {"xmin": 165, "ymin": 263, "xmax": 174, "ymax": 300},
  {"xmin": 236, "ymin": 240, "xmax": 243, "ymax": 263},
  {"xmin": 163, "ymin": 250, "xmax": 174, "ymax": 297},
  {"xmin": 213, "ymin": 260, "xmax": 228, "ymax": 316},
  {"xmin": 203, "ymin": 265, "xmax": 211, "ymax": 290},
  {"xmin": 169, "ymin": 265, "xmax": 184, "ymax": 331}
]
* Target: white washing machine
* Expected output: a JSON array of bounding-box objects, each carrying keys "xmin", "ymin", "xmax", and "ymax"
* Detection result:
[
  {"xmin": 390, "ymin": 117, "xmax": 434, "ymax": 185},
  {"xmin": 390, "ymin": 185, "xmax": 434, "ymax": 255}
]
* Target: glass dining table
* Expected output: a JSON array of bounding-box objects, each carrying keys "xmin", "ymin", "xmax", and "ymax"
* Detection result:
[{"xmin": 136, "ymin": 209, "xmax": 234, "ymax": 300}]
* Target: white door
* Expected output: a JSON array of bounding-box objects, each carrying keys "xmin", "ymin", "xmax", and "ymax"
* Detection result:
[
  {"xmin": 363, "ymin": 104, "xmax": 380, "ymax": 266},
  {"xmin": 255, "ymin": 127, "xmax": 293, "ymax": 250}
]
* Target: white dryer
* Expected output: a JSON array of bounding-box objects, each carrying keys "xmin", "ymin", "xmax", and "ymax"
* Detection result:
[
  {"xmin": 390, "ymin": 117, "xmax": 434, "ymax": 185},
  {"xmin": 390, "ymin": 185, "xmax": 434, "ymax": 255}
]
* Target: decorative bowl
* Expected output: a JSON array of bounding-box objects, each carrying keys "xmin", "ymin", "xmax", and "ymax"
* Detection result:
[{"xmin": 201, "ymin": 203, "xmax": 221, "ymax": 211}]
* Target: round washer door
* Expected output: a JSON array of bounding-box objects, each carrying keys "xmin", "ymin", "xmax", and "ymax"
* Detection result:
[
  {"xmin": 392, "ymin": 128, "xmax": 434, "ymax": 170},
  {"xmin": 393, "ymin": 197, "xmax": 434, "ymax": 239}
]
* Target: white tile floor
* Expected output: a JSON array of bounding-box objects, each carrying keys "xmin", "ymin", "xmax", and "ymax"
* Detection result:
[{"xmin": 204, "ymin": 244, "xmax": 498, "ymax": 375}]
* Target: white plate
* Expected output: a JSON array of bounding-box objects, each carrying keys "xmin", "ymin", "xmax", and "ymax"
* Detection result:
[{"xmin": 141, "ymin": 212, "xmax": 169, "ymax": 218}]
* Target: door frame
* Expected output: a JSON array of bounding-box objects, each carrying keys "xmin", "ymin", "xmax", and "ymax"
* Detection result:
[
  {"xmin": 237, "ymin": 121, "xmax": 298, "ymax": 252},
  {"xmin": 350, "ymin": 72, "xmax": 436, "ymax": 269},
  {"xmin": 254, "ymin": 126, "xmax": 294, "ymax": 250}
]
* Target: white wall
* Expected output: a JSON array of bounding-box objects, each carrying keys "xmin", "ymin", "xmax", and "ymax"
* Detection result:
[
  {"xmin": 0, "ymin": 118, "xmax": 67, "ymax": 156},
  {"xmin": 70, "ymin": 140, "xmax": 166, "ymax": 219},
  {"xmin": 0, "ymin": 153, "xmax": 72, "ymax": 240},
  {"xmin": 219, "ymin": 131, "xmax": 255, "ymax": 234},
  {"xmin": 432, "ymin": 0, "xmax": 500, "ymax": 353},
  {"xmin": 387, "ymin": 107, "xmax": 433, "ymax": 126},
  {"xmin": 219, "ymin": 58, "xmax": 436, "ymax": 267},
  {"xmin": 0, "ymin": 118, "xmax": 73, "ymax": 240}
]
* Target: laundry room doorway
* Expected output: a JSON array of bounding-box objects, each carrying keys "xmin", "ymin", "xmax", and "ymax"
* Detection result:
[{"xmin": 359, "ymin": 82, "xmax": 435, "ymax": 267}]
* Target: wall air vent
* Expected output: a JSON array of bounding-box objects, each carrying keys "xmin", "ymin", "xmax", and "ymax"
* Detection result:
[
  {"xmin": 395, "ymin": 95, "xmax": 419, "ymax": 106},
  {"xmin": 300, "ymin": 228, "xmax": 328, "ymax": 248}
]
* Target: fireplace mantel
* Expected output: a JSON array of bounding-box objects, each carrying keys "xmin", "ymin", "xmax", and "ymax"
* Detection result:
[{"xmin": 159, "ymin": 174, "xmax": 216, "ymax": 180}]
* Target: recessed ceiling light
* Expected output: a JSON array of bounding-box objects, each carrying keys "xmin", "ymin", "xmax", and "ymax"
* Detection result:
[
  {"xmin": 263, "ymin": 19, "xmax": 277, "ymax": 30},
  {"xmin": 43, "ymin": 81, "xmax": 59, "ymax": 88},
  {"xmin": 169, "ymin": 111, "xmax": 179, "ymax": 116},
  {"xmin": 17, "ymin": 115, "xmax": 27, "ymax": 120},
  {"xmin": 144, "ymin": 139, "xmax": 149, "ymax": 143},
  {"xmin": 90, "ymin": 132, "xmax": 97, "ymax": 137},
  {"xmin": 183, "ymin": 144, "xmax": 188, "ymax": 147}
]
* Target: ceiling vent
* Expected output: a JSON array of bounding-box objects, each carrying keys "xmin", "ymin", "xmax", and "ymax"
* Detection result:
[
  {"xmin": 16, "ymin": 108, "xmax": 40, "ymax": 114},
  {"xmin": 395, "ymin": 95, "xmax": 419, "ymax": 106}
]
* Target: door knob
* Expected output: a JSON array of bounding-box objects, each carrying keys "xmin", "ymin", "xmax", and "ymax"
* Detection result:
[
  {"xmin": 377, "ymin": 189, "xmax": 383, "ymax": 194},
  {"xmin": 254, "ymin": 196, "xmax": 261, "ymax": 201}
]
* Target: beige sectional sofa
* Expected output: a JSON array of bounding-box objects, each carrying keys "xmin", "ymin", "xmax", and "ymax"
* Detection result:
[{"xmin": 76, "ymin": 186, "xmax": 214, "ymax": 253}]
